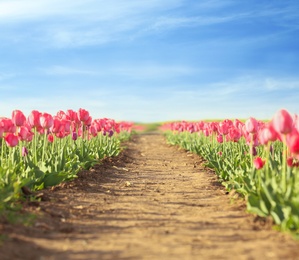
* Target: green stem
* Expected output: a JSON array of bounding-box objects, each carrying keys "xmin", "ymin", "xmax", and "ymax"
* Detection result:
[
  {"xmin": 250, "ymin": 134, "xmax": 253, "ymax": 168},
  {"xmin": 33, "ymin": 128, "xmax": 38, "ymax": 165},
  {"xmin": 42, "ymin": 131, "xmax": 47, "ymax": 163},
  {"xmin": 282, "ymin": 135, "xmax": 287, "ymax": 193},
  {"xmin": 0, "ymin": 137, "xmax": 4, "ymax": 164},
  {"xmin": 264, "ymin": 142, "xmax": 271, "ymax": 180}
]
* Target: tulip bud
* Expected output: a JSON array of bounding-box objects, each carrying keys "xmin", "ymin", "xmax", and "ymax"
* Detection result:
[
  {"xmin": 272, "ymin": 109, "xmax": 293, "ymax": 135},
  {"xmin": 22, "ymin": 147, "xmax": 28, "ymax": 156},
  {"xmin": 109, "ymin": 130, "xmax": 114, "ymax": 137},
  {"xmin": 72, "ymin": 132, "xmax": 78, "ymax": 141},
  {"xmin": 253, "ymin": 157, "xmax": 265, "ymax": 170}
]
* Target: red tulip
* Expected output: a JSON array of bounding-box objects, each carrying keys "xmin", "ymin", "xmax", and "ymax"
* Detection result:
[
  {"xmin": 47, "ymin": 134, "xmax": 54, "ymax": 143},
  {"xmin": 272, "ymin": 109, "xmax": 293, "ymax": 135},
  {"xmin": 5, "ymin": 133, "xmax": 19, "ymax": 147},
  {"xmin": 287, "ymin": 129, "xmax": 299, "ymax": 155},
  {"xmin": 12, "ymin": 110, "xmax": 26, "ymax": 127},
  {"xmin": 253, "ymin": 157, "xmax": 265, "ymax": 170}
]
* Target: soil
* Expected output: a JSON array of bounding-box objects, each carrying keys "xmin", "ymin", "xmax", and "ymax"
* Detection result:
[{"xmin": 1, "ymin": 133, "xmax": 299, "ymax": 260}]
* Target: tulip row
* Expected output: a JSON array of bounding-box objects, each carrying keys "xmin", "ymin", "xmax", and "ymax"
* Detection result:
[
  {"xmin": 0, "ymin": 108, "xmax": 134, "ymax": 213},
  {"xmin": 163, "ymin": 109, "xmax": 299, "ymax": 236}
]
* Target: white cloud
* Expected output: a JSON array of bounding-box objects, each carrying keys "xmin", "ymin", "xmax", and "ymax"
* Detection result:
[
  {"xmin": 264, "ymin": 78, "xmax": 299, "ymax": 90},
  {"xmin": 113, "ymin": 64, "xmax": 195, "ymax": 79},
  {"xmin": 41, "ymin": 66, "xmax": 96, "ymax": 76},
  {"xmin": 0, "ymin": 0, "xmax": 183, "ymax": 47},
  {"xmin": 0, "ymin": 0, "xmax": 181, "ymax": 22},
  {"xmin": 1, "ymin": 0, "xmax": 297, "ymax": 48},
  {"xmin": 40, "ymin": 63, "xmax": 196, "ymax": 79}
]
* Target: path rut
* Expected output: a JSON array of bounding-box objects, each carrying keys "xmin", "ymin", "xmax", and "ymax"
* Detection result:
[{"xmin": 1, "ymin": 133, "xmax": 299, "ymax": 260}]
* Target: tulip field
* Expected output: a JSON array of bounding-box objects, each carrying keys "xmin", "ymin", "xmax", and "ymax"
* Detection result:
[
  {"xmin": 1, "ymin": 107, "xmax": 299, "ymax": 240},
  {"xmin": 163, "ymin": 109, "xmax": 299, "ymax": 235},
  {"xmin": 0, "ymin": 108, "xmax": 133, "ymax": 214}
]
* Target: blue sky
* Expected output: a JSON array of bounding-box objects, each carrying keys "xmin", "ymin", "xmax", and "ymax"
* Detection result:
[{"xmin": 0, "ymin": 0, "xmax": 299, "ymax": 122}]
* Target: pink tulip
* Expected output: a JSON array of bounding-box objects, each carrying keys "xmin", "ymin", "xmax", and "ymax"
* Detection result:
[
  {"xmin": 12, "ymin": 110, "xmax": 26, "ymax": 127},
  {"xmin": 60, "ymin": 119, "xmax": 71, "ymax": 133},
  {"xmin": 5, "ymin": 133, "xmax": 19, "ymax": 147},
  {"xmin": 18, "ymin": 126, "xmax": 30, "ymax": 141},
  {"xmin": 115, "ymin": 123, "xmax": 120, "ymax": 134},
  {"xmin": 227, "ymin": 128, "xmax": 241, "ymax": 142},
  {"xmin": 84, "ymin": 116, "xmax": 92, "ymax": 126},
  {"xmin": 77, "ymin": 108, "xmax": 90, "ymax": 123},
  {"xmin": 89, "ymin": 125, "xmax": 98, "ymax": 137},
  {"xmin": 28, "ymin": 110, "xmax": 41, "ymax": 128},
  {"xmin": 0, "ymin": 120, "xmax": 4, "ymax": 137},
  {"xmin": 66, "ymin": 109, "xmax": 79, "ymax": 124},
  {"xmin": 272, "ymin": 109, "xmax": 293, "ymax": 135},
  {"xmin": 258, "ymin": 124, "xmax": 278, "ymax": 145},
  {"xmin": 40, "ymin": 113, "xmax": 54, "ymax": 129},
  {"xmin": 50, "ymin": 118, "xmax": 63, "ymax": 133},
  {"xmin": 245, "ymin": 117, "xmax": 259, "ymax": 134},
  {"xmin": 253, "ymin": 157, "xmax": 265, "ymax": 170},
  {"xmin": 218, "ymin": 122, "xmax": 229, "ymax": 135},
  {"xmin": 217, "ymin": 135, "xmax": 223, "ymax": 143},
  {"xmin": 56, "ymin": 110, "xmax": 67, "ymax": 120},
  {"xmin": 294, "ymin": 114, "xmax": 299, "ymax": 132},
  {"xmin": 0, "ymin": 117, "xmax": 16, "ymax": 133},
  {"xmin": 233, "ymin": 119, "xmax": 244, "ymax": 131}
]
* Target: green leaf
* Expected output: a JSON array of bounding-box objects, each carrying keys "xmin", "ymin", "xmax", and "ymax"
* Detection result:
[{"xmin": 247, "ymin": 194, "xmax": 268, "ymax": 217}]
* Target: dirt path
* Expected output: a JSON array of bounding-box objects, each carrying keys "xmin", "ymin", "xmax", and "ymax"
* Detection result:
[{"xmin": 1, "ymin": 133, "xmax": 299, "ymax": 260}]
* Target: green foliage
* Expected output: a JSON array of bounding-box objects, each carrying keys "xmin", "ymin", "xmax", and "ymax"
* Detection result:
[
  {"xmin": 0, "ymin": 131, "xmax": 131, "ymax": 216},
  {"xmin": 165, "ymin": 131, "xmax": 299, "ymax": 236}
]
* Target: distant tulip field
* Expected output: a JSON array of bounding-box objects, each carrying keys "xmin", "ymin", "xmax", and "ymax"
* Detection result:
[
  {"xmin": 0, "ymin": 108, "xmax": 133, "ymax": 213},
  {"xmin": 163, "ymin": 109, "xmax": 299, "ymax": 235}
]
